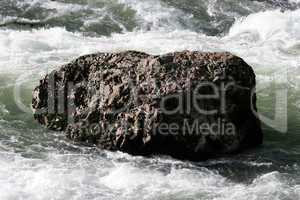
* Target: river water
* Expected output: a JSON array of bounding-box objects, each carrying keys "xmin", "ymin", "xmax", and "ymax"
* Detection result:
[{"xmin": 1, "ymin": 0, "xmax": 300, "ymax": 199}]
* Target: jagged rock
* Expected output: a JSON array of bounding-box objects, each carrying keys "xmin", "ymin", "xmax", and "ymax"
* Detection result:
[{"xmin": 32, "ymin": 51, "xmax": 263, "ymax": 161}]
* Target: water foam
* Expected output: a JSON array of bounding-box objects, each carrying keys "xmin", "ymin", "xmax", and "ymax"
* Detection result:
[
  {"xmin": 0, "ymin": 151, "xmax": 299, "ymax": 200},
  {"xmin": 225, "ymin": 9, "xmax": 300, "ymax": 86},
  {"xmin": 0, "ymin": 27, "xmax": 98, "ymax": 74},
  {"xmin": 117, "ymin": 0, "xmax": 193, "ymax": 31},
  {"xmin": 228, "ymin": 9, "xmax": 300, "ymax": 43},
  {"xmin": 1, "ymin": 8, "xmax": 300, "ymax": 75}
]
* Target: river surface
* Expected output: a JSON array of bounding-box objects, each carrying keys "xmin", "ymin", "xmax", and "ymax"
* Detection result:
[{"xmin": 1, "ymin": 0, "xmax": 300, "ymax": 199}]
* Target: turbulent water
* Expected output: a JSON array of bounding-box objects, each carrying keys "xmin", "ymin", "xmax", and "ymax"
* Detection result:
[{"xmin": 1, "ymin": 0, "xmax": 300, "ymax": 199}]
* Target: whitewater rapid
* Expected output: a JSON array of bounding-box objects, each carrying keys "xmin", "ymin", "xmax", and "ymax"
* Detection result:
[
  {"xmin": 1, "ymin": 8, "xmax": 299, "ymax": 75},
  {"xmin": 0, "ymin": 0, "xmax": 300, "ymax": 199}
]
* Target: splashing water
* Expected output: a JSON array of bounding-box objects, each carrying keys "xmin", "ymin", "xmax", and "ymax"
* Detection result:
[{"xmin": 0, "ymin": 0, "xmax": 300, "ymax": 199}]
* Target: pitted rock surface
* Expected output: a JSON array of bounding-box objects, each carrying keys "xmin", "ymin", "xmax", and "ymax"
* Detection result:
[{"xmin": 32, "ymin": 51, "xmax": 263, "ymax": 161}]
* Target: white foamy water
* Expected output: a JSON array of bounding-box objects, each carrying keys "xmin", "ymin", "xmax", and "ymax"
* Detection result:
[
  {"xmin": 1, "ymin": 9, "xmax": 300, "ymax": 84},
  {"xmin": 228, "ymin": 9, "xmax": 300, "ymax": 47},
  {"xmin": 1, "ymin": 0, "xmax": 300, "ymax": 199},
  {"xmin": 0, "ymin": 150, "xmax": 299, "ymax": 200},
  {"xmin": 117, "ymin": 0, "xmax": 194, "ymax": 31}
]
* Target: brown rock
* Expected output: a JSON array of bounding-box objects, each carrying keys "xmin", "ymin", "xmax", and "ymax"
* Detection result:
[{"xmin": 32, "ymin": 50, "xmax": 263, "ymax": 161}]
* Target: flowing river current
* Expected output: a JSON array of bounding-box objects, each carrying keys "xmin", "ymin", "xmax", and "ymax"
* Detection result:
[{"xmin": 1, "ymin": 0, "xmax": 300, "ymax": 199}]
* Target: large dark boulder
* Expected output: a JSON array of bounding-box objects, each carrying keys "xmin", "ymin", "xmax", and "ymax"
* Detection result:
[{"xmin": 32, "ymin": 51, "xmax": 263, "ymax": 161}]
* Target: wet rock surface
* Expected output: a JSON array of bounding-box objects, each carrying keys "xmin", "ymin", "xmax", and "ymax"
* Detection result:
[{"xmin": 32, "ymin": 51, "xmax": 263, "ymax": 161}]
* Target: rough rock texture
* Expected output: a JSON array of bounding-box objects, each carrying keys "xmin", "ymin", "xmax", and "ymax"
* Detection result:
[{"xmin": 32, "ymin": 51, "xmax": 263, "ymax": 161}]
